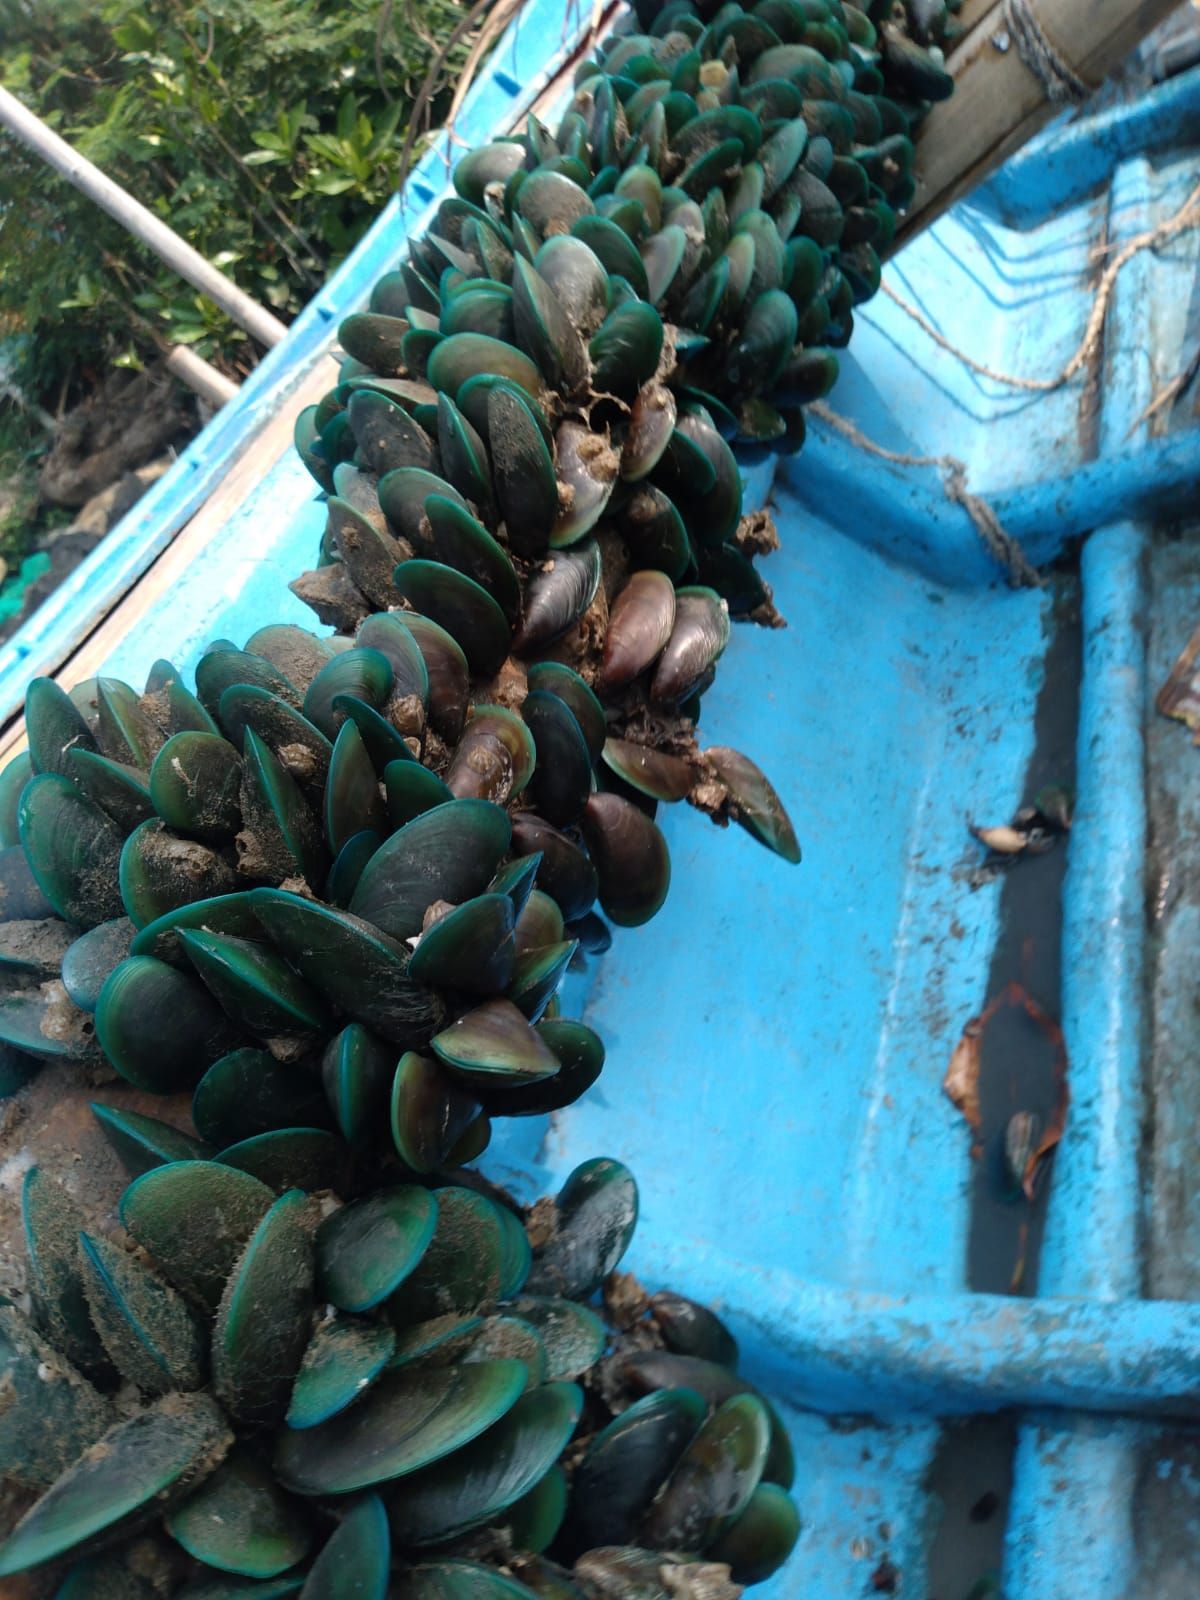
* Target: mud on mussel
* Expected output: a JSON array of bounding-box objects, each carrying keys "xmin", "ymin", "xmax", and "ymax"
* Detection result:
[{"xmin": 0, "ymin": 1154, "xmax": 799, "ymax": 1595}]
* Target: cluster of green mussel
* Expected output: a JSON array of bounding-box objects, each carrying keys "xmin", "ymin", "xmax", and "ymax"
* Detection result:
[
  {"xmin": 288, "ymin": 0, "xmax": 956, "ymax": 892},
  {"xmin": 0, "ymin": 1152, "xmax": 798, "ymax": 1595}
]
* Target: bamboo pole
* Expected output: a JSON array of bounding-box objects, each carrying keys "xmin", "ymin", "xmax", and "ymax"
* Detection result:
[
  {"xmin": 0, "ymin": 84, "xmax": 288, "ymax": 349},
  {"xmin": 890, "ymin": 0, "xmax": 1185, "ymax": 252}
]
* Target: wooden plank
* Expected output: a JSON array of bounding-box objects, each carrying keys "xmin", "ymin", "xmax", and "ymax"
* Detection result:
[
  {"xmin": 0, "ymin": 355, "xmax": 338, "ymax": 768},
  {"xmin": 891, "ymin": 0, "xmax": 1182, "ymax": 251}
]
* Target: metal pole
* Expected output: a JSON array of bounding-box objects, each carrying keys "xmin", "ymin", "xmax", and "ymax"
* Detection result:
[
  {"xmin": 164, "ymin": 345, "xmax": 240, "ymax": 407},
  {"xmin": 0, "ymin": 84, "xmax": 289, "ymax": 349}
]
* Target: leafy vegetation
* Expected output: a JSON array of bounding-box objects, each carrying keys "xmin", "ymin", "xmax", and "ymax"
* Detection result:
[{"xmin": 0, "ymin": 0, "xmax": 477, "ymax": 405}]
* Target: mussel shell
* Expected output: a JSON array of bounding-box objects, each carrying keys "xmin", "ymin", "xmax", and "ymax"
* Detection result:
[
  {"xmin": 385, "ymin": 1381, "xmax": 583, "ymax": 1548},
  {"xmin": 321, "ymin": 1020, "xmax": 395, "ymax": 1144},
  {"xmin": 91, "ymin": 1102, "xmax": 210, "ymax": 1178},
  {"xmin": 597, "ymin": 571, "xmax": 676, "ymax": 694},
  {"xmin": 580, "ymin": 793, "xmax": 671, "ymax": 927},
  {"xmin": 149, "ymin": 732, "xmax": 242, "ymax": 843},
  {"xmin": 513, "ymin": 540, "xmax": 602, "ymax": 656},
  {"xmin": 526, "ymin": 1156, "xmax": 637, "ymax": 1300},
  {"xmin": 487, "ymin": 384, "xmax": 559, "ymax": 559},
  {"xmin": 649, "ymin": 587, "xmax": 730, "ymax": 705},
  {"xmin": 510, "ymin": 814, "xmax": 598, "ymax": 921},
  {"xmin": 0, "ymin": 1392, "xmax": 233, "ymax": 1579},
  {"xmin": 347, "ymin": 389, "xmax": 438, "ymax": 475},
  {"xmin": 431, "ymin": 998, "xmax": 561, "ymax": 1089},
  {"xmin": 703, "ymin": 745, "xmax": 800, "ymax": 863},
  {"xmin": 18, "ymin": 774, "xmax": 125, "ymax": 928},
  {"xmin": 212, "ymin": 1188, "xmax": 315, "ymax": 1427},
  {"xmin": 316, "ymin": 1186, "xmax": 438, "ymax": 1313},
  {"xmin": 61, "ymin": 919, "xmax": 135, "ymax": 1012},
  {"xmin": 391, "ymin": 1051, "xmax": 482, "ymax": 1174},
  {"xmin": 216, "ymin": 686, "xmax": 332, "ymax": 793},
  {"xmin": 621, "ymin": 384, "xmax": 677, "ymax": 481},
  {"xmin": 165, "ymin": 1447, "xmax": 311, "ymax": 1578},
  {"xmin": 410, "ymin": 893, "xmax": 516, "ymax": 995},
  {"xmin": 425, "ymin": 496, "xmax": 521, "ymax": 620},
  {"xmin": 238, "ymin": 727, "xmax": 327, "ymax": 886},
  {"xmin": 251, "ymin": 889, "xmax": 446, "ymax": 1047},
  {"xmin": 403, "ymin": 612, "xmax": 472, "ymax": 744},
  {"xmin": 118, "ymin": 820, "xmax": 237, "ymax": 929},
  {"xmin": 550, "ymin": 423, "xmax": 618, "ymax": 548},
  {"xmin": 67, "ymin": 750, "xmax": 155, "ymax": 832},
  {"xmin": 521, "ymin": 691, "xmax": 593, "ymax": 827},
  {"xmin": 525, "ymin": 663, "xmax": 606, "ymax": 763},
  {"xmin": 393, "ymin": 561, "xmax": 511, "ymax": 679},
  {"xmin": 512, "ymin": 256, "xmax": 589, "ymax": 396},
  {"xmin": 562, "ymin": 1387, "xmax": 707, "ymax": 1554},
  {"xmin": 193, "ymin": 1047, "xmax": 331, "ymax": 1149},
  {"xmin": 96, "ymin": 956, "xmax": 240, "ymax": 1092},
  {"xmin": 119, "ymin": 1159, "xmax": 275, "ymax": 1311},
  {"xmin": 292, "ymin": 1335, "xmax": 385, "ymax": 1448},
  {"xmin": 534, "ymin": 234, "xmax": 609, "ymax": 334},
  {"xmin": 706, "ymin": 1480, "xmax": 802, "ymax": 1583},
  {"xmin": 601, "ymin": 739, "xmax": 693, "ymax": 802},
  {"xmin": 638, "ymin": 1392, "xmax": 769, "ymax": 1552},
  {"xmin": 272, "ymin": 1358, "xmax": 527, "ymax": 1496},
  {"xmin": 350, "ymin": 799, "xmax": 511, "ymax": 940},
  {"xmin": 303, "ymin": 648, "xmax": 394, "ymax": 741},
  {"xmin": 26, "ymin": 676, "xmax": 98, "ymax": 777},
  {"xmin": 428, "ymin": 334, "xmax": 543, "ymax": 407},
  {"xmin": 386, "ymin": 760, "xmax": 455, "ymax": 828}
]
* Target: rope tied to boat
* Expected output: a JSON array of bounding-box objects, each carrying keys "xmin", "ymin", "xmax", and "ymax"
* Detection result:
[
  {"xmin": 880, "ymin": 176, "xmax": 1200, "ymax": 393},
  {"xmin": 808, "ymin": 403, "xmax": 1043, "ymax": 590},
  {"xmin": 1001, "ymin": 0, "xmax": 1091, "ymax": 104}
]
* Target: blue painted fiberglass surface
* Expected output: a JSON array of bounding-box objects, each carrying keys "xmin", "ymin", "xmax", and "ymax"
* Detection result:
[{"xmin": 7, "ymin": 8, "xmax": 1200, "ymax": 1592}]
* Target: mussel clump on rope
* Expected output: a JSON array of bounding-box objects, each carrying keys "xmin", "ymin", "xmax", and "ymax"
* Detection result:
[{"xmin": 0, "ymin": 1154, "xmax": 799, "ymax": 1595}]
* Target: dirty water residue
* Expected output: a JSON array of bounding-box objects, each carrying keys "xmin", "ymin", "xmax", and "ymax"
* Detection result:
[{"xmin": 965, "ymin": 574, "xmax": 1082, "ymax": 1299}]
